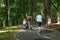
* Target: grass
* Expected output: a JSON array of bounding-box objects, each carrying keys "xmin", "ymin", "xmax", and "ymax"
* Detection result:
[
  {"xmin": 0, "ymin": 26, "xmax": 20, "ymax": 40},
  {"xmin": 0, "ymin": 32, "xmax": 16, "ymax": 40}
]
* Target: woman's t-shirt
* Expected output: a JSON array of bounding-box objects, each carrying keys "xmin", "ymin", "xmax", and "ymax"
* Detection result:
[{"xmin": 36, "ymin": 15, "xmax": 42, "ymax": 22}]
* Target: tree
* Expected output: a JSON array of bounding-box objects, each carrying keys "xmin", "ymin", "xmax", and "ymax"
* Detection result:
[
  {"xmin": 4, "ymin": 0, "xmax": 11, "ymax": 26},
  {"xmin": 44, "ymin": 0, "xmax": 52, "ymax": 25}
]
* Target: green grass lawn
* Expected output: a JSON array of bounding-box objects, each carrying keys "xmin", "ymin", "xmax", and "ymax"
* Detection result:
[
  {"xmin": 0, "ymin": 26, "xmax": 20, "ymax": 40},
  {"xmin": 0, "ymin": 32, "xmax": 16, "ymax": 40}
]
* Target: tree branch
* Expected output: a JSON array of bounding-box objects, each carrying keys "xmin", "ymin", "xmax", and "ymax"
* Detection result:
[{"xmin": 51, "ymin": 2, "xmax": 57, "ymax": 10}]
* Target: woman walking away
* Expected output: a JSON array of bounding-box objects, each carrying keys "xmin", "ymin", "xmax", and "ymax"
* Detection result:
[
  {"xmin": 36, "ymin": 13, "xmax": 42, "ymax": 35},
  {"xmin": 26, "ymin": 15, "xmax": 32, "ymax": 29}
]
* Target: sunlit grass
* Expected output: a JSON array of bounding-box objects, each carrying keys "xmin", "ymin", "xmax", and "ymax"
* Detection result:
[
  {"xmin": 0, "ymin": 32, "xmax": 15, "ymax": 40},
  {"xmin": 0, "ymin": 26, "xmax": 20, "ymax": 40},
  {"xmin": 0, "ymin": 26, "xmax": 18, "ymax": 30}
]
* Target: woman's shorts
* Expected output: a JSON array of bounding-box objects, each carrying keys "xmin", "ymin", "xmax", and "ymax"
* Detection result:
[{"xmin": 37, "ymin": 21, "xmax": 41, "ymax": 27}]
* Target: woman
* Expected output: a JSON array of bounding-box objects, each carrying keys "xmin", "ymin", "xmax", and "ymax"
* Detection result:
[{"xmin": 26, "ymin": 16, "xmax": 32, "ymax": 29}]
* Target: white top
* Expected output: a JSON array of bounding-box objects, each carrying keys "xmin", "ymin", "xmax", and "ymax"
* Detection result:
[
  {"xmin": 36, "ymin": 15, "xmax": 42, "ymax": 22},
  {"xmin": 23, "ymin": 20, "xmax": 26, "ymax": 24}
]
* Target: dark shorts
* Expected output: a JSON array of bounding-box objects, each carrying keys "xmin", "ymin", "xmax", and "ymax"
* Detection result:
[{"xmin": 37, "ymin": 21, "xmax": 42, "ymax": 27}]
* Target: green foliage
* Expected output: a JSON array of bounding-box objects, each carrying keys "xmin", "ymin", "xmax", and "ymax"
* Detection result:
[
  {"xmin": 0, "ymin": 0, "xmax": 59, "ymax": 27},
  {"xmin": 51, "ymin": 6, "xmax": 57, "ymax": 23},
  {"xmin": 52, "ymin": 0, "xmax": 60, "ymax": 4}
]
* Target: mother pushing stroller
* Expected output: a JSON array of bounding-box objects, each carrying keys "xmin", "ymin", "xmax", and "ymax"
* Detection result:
[{"xmin": 26, "ymin": 15, "xmax": 32, "ymax": 29}]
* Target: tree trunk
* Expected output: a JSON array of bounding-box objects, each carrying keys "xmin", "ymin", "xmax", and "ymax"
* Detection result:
[
  {"xmin": 44, "ymin": 0, "xmax": 47, "ymax": 24},
  {"xmin": 5, "ymin": 0, "xmax": 11, "ymax": 26},
  {"xmin": 0, "ymin": 21, "xmax": 3, "ymax": 28},
  {"xmin": 3, "ymin": 20, "xmax": 5, "ymax": 27},
  {"xmin": 44, "ymin": 0, "xmax": 51, "ymax": 25}
]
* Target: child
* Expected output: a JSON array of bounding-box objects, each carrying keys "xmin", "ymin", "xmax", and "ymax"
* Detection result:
[{"xmin": 23, "ymin": 19, "xmax": 27, "ymax": 29}]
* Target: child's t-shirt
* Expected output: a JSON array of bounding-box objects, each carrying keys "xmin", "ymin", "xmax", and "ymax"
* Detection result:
[{"xmin": 23, "ymin": 20, "xmax": 26, "ymax": 24}]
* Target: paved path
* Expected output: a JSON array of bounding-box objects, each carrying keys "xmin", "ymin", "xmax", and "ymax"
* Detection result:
[{"xmin": 14, "ymin": 28, "xmax": 60, "ymax": 40}]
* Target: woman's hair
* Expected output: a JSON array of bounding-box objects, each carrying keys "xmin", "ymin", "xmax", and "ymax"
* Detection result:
[{"xmin": 38, "ymin": 12, "xmax": 41, "ymax": 15}]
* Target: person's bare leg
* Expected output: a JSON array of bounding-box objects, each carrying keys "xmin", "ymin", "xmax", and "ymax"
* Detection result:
[
  {"xmin": 37, "ymin": 25, "xmax": 42, "ymax": 35},
  {"xmin": 29, "ymin": 24, "xmax": 31, "ymax": 29},
  {"xmin": 28, "ymin": 22, "xmax": 30, "ymax": 29}
]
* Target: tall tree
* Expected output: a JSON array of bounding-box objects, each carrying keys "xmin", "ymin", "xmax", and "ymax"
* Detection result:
[
  {"xmin": 4, "ymin": 0, "xmax": 11, "ymax": 26},
  {"xmin": 44, "ymin": 0, "xmax": 51, "ymax": 25}
]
